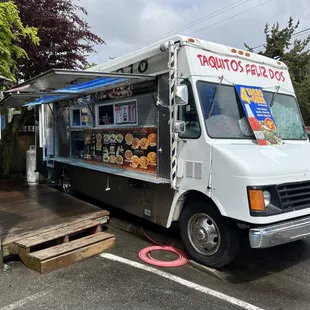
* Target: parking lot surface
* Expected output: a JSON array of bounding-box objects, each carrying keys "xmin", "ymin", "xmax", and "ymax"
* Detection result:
[{"xmin": 2, "ymin": 191, "xmax": 310, "ymax": 310}]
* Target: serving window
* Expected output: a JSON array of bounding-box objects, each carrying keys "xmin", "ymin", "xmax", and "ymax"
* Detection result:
[
  {"xmin": 70, "ymin": 106, "xmax": 93, "ymax": 128},
  {"xmin": 98, "ymin": 104, "xmax": 114, "ymax": 125},
  {"xmin": 96, "ymin": 100, "xmax": 137, "ymax": 127},
  {"xmin": 69, "ymin": 106, "xmax": 93, "ymax": 159}
]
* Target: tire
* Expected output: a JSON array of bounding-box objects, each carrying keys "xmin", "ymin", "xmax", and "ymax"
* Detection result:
[{"xmin": 179, "ymin": 200, "xmax": 240, "ymax": 268}]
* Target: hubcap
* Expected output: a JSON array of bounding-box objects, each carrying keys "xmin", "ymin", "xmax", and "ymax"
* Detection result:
[{"xmin": 187, "ymin": 213, "xmax": 221, "ymax": 256}]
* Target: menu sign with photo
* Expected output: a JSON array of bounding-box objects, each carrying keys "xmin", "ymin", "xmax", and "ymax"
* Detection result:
[
  {"xmin": 84, "ymin": 127, "xmax": 157, "ymax": 174},
  {"xmin": 81, "ymin": 108, "xmax": 89, "ymax": 126},
  {"xmin": 235, "ymin": 84, "xmax": 282, "ymax": 145}
]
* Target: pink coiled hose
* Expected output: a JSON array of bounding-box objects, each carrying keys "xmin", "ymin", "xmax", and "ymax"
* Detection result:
[{"xmin": 138, "ymin": 228, "xmax": 188, "ymax": 267}]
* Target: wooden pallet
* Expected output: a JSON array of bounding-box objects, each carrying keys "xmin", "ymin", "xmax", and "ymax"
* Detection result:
[
  {"xmin": 12, "ymin": 219, "xmax": 115, "ymax": 274},
  {"xmin": 2, "ymin": 209, "xmax": 110, "ymax": 258}
]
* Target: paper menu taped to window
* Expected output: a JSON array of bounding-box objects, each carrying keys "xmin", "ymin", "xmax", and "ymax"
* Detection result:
[
  {"xmin": 115, "ymin": 106, "xmax": 122, "ymax": 124},
  {"xmin": 115, "ymin": 104, "xmax": 136, "ymax": 124},
  {"xmin": 128, "ymin": 104, "xmax": 136, "ymax": 123},
  {"xmin": 121, "ymin": 105, "xmax": 129, "ymax": 122}
]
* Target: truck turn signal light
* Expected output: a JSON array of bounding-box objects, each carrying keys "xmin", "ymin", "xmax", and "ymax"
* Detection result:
[{"xmin": 248, "ymin": 189, "xmax": 265, "ymax": 211}]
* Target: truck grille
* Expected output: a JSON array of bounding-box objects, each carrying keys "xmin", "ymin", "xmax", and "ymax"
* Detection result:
[{"xmin": 277, "ymin": 181, "xmax": 310, "ymax": 211}]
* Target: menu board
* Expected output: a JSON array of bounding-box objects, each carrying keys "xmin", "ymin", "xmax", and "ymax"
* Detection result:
[
  {"xmin": 235, "ymin": 84, "xmax": 282, "ymax": 145},
  {"xmin": 84, "ymin": 127, "xmax": 157, "ymax": 174},
  {"xmin": 114, "ymin": 103, "xmax": 136, "ymax": 124}
]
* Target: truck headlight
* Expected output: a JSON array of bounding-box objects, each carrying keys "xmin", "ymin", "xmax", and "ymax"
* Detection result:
[
  {"xmin": 263, "ymin": 190, "xmax": 271, "ymax": 207},
  {"xmin": 248, "ymin": 186, "xmax": 282, "ymax": 216}
]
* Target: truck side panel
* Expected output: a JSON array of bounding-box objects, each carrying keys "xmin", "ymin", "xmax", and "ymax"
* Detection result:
[{"xmin": 56, "ymin": 162, "xmax": 174, "ymax": 226}]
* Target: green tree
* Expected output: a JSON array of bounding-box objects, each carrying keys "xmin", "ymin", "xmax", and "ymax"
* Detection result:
[
  {"xmin": 245, "ymin": 17, "xmax": 310, "ymax": 124},
  {"xmin": 14, "ymin": 0, "xmax": 104, "ymax": 80},
  {"xmin": 0, "ymin": 0, "xmax": 103, "ymax": 178},
  {"xmin": 0, "ymin": 1, "xmax": 39, "ymax": 178},
  {"xmin": 0, "ymin": 1, "xmax": 39, "ymax": 82},
  {"xmin": 84, "ymin": 62, "xmax": 98, "ymax": 70}
]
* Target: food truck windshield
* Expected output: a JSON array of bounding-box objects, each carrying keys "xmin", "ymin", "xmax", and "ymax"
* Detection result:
[{"xmin": 196, "ymin": 81, "xmax": 307, "ymax": 141}]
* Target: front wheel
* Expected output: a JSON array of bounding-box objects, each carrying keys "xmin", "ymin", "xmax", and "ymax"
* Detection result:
[{"xmin": 179, "ymin": 200, "xmax": 240, "ymax": 268}]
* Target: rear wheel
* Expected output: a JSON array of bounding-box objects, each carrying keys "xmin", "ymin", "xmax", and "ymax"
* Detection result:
[{"xmin": 179, "ymin": 200, "xmax": 240, "ymax": 268}]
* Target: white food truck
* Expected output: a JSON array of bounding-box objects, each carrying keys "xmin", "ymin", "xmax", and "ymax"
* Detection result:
[{"xmin": 1, "ymin": 35, "xmax": 310, "ymax": 268}]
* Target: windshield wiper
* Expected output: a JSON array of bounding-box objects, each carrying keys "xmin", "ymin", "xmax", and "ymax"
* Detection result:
[
  {"xmin": 269, "ymin": 86, "xmax": 280, "ymax": 107},
  {"xmin": 208, "ymin": 75, "xmax": 224, "ymax": 118}
]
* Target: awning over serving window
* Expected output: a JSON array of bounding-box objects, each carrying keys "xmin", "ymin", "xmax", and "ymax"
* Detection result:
[
  {"xmin": 23, "ymin": 77, "xmax": 128, "ymax": 107},
  {"xmin": 0, "ymin": 69, "xmax": 155, "ymax": 110},
  {"xmin": 0, "ymin": 92, "xmax": 76, "ymax": 109}
]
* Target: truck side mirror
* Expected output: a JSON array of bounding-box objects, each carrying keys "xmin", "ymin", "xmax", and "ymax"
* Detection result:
[
  {"xmin": 173, "ymin": 120, "xmax": 186, "ymax": 134},
  {"xmin": 175, "ymin": 85, "xmax": 188, "ymax": 106}
]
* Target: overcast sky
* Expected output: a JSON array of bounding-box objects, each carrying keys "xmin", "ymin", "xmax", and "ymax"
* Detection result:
[{"xmin": 79, "ymin": 0, "xmax": 310, "ymax": 65}]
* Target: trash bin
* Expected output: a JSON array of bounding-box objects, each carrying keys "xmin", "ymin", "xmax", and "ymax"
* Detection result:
[{"xmin": 26, "ymin": 145, "xmax": 39, "ymax": 185}]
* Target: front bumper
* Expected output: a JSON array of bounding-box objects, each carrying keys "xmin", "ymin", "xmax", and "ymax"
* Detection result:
[{"xmin": 249, "ymin": 215, "xmax": 310, "ymax": 248}]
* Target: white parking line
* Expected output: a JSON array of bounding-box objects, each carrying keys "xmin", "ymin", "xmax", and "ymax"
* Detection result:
[
  {"xmin": 0, "ymin": 291, "xmax": 49, "ymax": 310},
  {"xmin": 100, "ymin": 253, "xmax": 264, "ymax": 310}
]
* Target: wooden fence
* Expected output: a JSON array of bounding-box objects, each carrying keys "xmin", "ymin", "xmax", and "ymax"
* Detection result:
[{"xmin": 10, "ymin": 133, "xmax": 35, "ymax": 173}]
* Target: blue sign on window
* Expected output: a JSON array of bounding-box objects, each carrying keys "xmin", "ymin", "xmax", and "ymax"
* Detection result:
[{"xmin": 1, "ymin": 114, "xmax": 6, "ymax": 130}]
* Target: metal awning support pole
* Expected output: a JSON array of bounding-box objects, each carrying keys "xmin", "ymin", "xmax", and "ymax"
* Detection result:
[
  {"xmin": 86, "ymin": 102, "xmax": 95, "ymax": 120},
  {"xmin": 168, "ymin": 41, "xmax": 179, "ymax": 190},
  {"xmin": 47, "ymin": 103, "xmax": 55, "ymax": 121}
]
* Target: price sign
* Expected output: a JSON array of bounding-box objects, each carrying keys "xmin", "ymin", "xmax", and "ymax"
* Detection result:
[{"xmin": 235, "ymin": 84, "xmax": 282, "ymax": 145}]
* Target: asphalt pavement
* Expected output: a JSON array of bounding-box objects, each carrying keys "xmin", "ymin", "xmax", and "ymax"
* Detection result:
[
  {"xmin": 2, "ymin": 193, "xmax": 310, "ymax": 310},
  {"xmin": 1, "ymin": 227, "xmax": 243, "ymax": 310}
]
